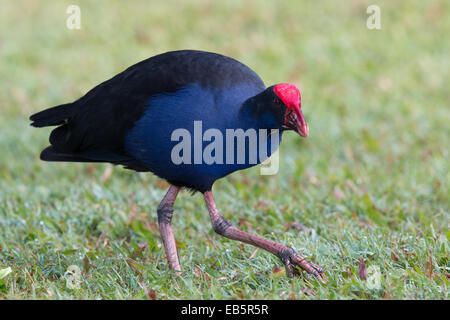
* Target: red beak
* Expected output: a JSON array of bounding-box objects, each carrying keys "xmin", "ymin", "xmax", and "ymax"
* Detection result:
[
  {"xmin": 294, "ymin": 109, "xmax": 308, "ymax": 137},
  {"xmin": 284, "ymin": 104, "xmax": 308, "ymax": 138}
]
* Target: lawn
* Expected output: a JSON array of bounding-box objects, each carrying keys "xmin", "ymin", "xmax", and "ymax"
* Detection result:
[{"xmin": 0, "ymin": 0, "xmax": 448, "ymax": 299}]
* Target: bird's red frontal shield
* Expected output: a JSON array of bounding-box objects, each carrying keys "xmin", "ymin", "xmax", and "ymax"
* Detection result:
[{"xmin": 274, "ymin": 83, "xmax": 308, "ymax": 137}]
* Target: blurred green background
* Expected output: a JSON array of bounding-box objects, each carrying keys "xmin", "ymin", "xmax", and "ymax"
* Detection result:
[{"xmin": 0, "ymin": 0, "xmax": 448, "ymax": 299}]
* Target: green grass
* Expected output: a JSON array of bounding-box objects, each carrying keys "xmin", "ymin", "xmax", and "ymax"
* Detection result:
[{"xmin": 0, "ymin": 0, "xmax": 448, "ymax": 299}]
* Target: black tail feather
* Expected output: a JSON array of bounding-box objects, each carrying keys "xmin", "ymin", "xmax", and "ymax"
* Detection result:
[
  {"xmin": 40, "ymin": 146, "xmax": 150, "ymax": 172},
  {"xmin": 30, "ymin": 103, "xmax": 76, "ymax": 127},
  {"xmin": 39, "ymin": 146, "xmax": 100, "ymax": 162}
]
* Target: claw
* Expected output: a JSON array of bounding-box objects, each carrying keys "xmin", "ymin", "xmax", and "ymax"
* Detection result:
[
  {"xmin": 282, "ymin": 257, "xmax": 296, "ymax": 278},
  {"xmin": 280, "ymin": 248, "xmax": 327, "ymax": 283},
  {"xmin": 317, "ymin": 272, "xmax": 327, "ymax": 284}
]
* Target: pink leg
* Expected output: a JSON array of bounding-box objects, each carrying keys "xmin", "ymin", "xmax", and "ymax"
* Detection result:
[
  {"xmin": 204, "ymin": 191, "xmax": 325, "ymax": 282},
  {"xmin": 157, "ymin": 185, "xmax": 181, "ymax": 272}
]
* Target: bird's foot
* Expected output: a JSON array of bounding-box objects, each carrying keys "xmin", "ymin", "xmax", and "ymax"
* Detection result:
[{"xmin": 280, "ymin": 247, "xmax": 326, "ymax": 283}]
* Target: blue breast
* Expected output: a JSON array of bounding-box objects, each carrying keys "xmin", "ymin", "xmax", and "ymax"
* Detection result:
[{"xmin": 125, "ymin": 83, "xmax": 282, "ymax": 191}]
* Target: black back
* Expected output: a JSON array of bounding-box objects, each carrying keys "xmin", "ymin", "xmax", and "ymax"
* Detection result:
[{"xmin": 30, "ymin": 50, "xmax": 264, "ymax": 169}]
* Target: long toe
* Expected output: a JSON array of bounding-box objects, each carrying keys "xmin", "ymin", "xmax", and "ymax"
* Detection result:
[{"xmin": 286, "ymin": 251, "xmax": 327, "ymax": 283}]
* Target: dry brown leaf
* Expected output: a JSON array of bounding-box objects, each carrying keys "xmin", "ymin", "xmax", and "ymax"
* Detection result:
[
  {"xmin": 272, "ymin": 266, "xmax": 285, "ymax": 278},
  {"xmin": 427, "ymin": 255, "xmax": 433, "ymax": 280},
  {"xmin": 248, "ymin": 248, "xmax": 258, "ymax": 260},
  {"xmin": 358, "ymin": 257, "xmax": 367, "ymax": 280},
  {"xmin": 84, "ymin": 164, "xmax": 95, "ymax": 175},
  {"xmin": 101, "ymin": 165, "xmax": 113, "ymax": 183},
  {"xmin": 83, "ymin": 255, "xmax": 91, "ymax": 274},
  {"xmin": 391, "ymin": 251, "xmax": 399, "ymax": 262},
  {"xmin": 286, "ymin": 222, "xmax": 309, "ymax": 232},
  {"xmin": 132, "ymin": 242, "xmax": 148, "ymax": 259},
  {"xmin": 341, "ymin": 267, "xmax": 351, "ymax": 278},
  {"xmin": 141, "ymin": 281, "xmax": 158, "ymax": 300},
  {"xmin": 149, "ymin": 288, "xmax": 157, "ymax": 300},
  {"xmin": 193, "ymin": 266, "xmax": 211, "ymax": 281},
  {"xmin": 95, "ymin": 229, "xmax": 107, "ymax": 250},
  {"xmin": 193, "ymin": 267, "xmax": 201, "ymax": 278}
]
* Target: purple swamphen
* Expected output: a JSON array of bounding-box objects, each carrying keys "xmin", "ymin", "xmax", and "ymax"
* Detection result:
[{"xmin": 30, "ymin": 50, "xmax": 325, "ymax": 281}]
